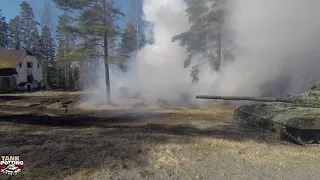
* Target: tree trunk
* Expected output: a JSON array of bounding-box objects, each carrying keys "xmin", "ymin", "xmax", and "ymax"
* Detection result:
[
  {"xmin": 136, "ymin": 4, "xmax": 140, "ymax": 51},
  {"xmin": 65, "ymin": 35, "xmax": 69, "ymax": 90},
  {"xmin": 215, "ymin": 0, "xmax": 222, "ymax": 72},
  {"xmin": 103, "ymin": 1, "xmax": 111, "ymax": 104},
  {"xmin": 64, "ymin": 63, "xmax": 67, "ymax": 90},
  {"xmin": 104, "ymin": 32, "xmax": 111, "ymax": 104},
  {"xmin": 216, "ymin": 26, "xmax": 221, "ymax": 72}
]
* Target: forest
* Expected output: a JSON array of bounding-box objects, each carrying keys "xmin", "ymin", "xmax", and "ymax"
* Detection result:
[{"xmin": 0, "ymin": 0, "xmax": 228, "ymax": 103}]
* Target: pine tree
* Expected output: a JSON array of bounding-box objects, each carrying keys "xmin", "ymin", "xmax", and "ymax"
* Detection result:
[
  {"xmin": 30, "ymin": 27, "xmax": 40, "ymax": 54},
  {"xmin": 172, "ymin": 0, "xmax": 227, "ymax": 82},
  {"xmin": 139, "ymin": 34, "xmax": 147, "ymax": 49},
  {"xmin": 56, "ymin": 10, "xmax": 77, "ymax": 90},
  {"xmin": 129, "ymin": 0, "xmax": 143, "ymax": 51},
  {"xmin": 0, "ymin": 8, "xmax": 8, "ymax": 48},
  {"xmin": 118, "ymin": 21, "xmax": 137, "ymax": 58},
  {"xmin": 54, "ymin": 0, "xmax": 124, "ymax": 104},
  {"xmin": 73, "ymin": 66, "xmax": 81, "ymax": 89},
  {"xmin": 19, "ymin": 1, "xmax": 38, "ymax": 52},
  {"xmin": 117, "ymin": 21, "xmax": 144, "ymax": 72},
  {"xmin": 39, "ymin": 25, "xmax": 55, "ymax": 88},
  {"xmin": 7, "ymin": 16, "xmax": 21, "ymax": 50}
]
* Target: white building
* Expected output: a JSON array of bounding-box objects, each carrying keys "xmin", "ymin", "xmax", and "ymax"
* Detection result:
[{"xmin": 0, "ymin": 49, "xmax": 43, "ymax": 92}]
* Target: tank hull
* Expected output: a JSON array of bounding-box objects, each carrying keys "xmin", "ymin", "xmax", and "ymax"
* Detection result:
[
  {"xmin": 196, "ymin": 85, "xmax": 320, "ymax": 146},
  {"xmin": 234, "ymin": 103, "xmax": 320, "ymax": 146}
]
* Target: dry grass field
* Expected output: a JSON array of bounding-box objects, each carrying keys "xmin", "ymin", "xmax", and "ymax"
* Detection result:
[{"xmin": 0, "ymin": 91, "xmax": 319, "ymax": 180}]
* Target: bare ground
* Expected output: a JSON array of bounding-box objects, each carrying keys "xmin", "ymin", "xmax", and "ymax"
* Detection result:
[{"xmin": 0, "ymin": 91, "xmax": 319, "ymax": 180}]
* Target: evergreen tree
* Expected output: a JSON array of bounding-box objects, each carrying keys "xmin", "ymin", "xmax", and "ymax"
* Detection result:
[
  {"xmin": 39, "ymin": 25, "xmax": 56, "ymax": 88},
  {"xmin": 118, "ymin": 21, "xmax": 137, "ymax": 59},
  {"xmin": 7, "ymin": 16, "xmax": 21, "ymax": 50},
  {"xmin": 128, "ymin": 0, "xmax": 143, "ymax": 50},
  {"xmin": 139, "ymin": 34, "xmax": 147, "ymax": 49},
  {"xmin": 56, "ymin": 10, "xmax": 77, "ymax": 90},
  {"xmin": 73, "ymin": 66, "xmax": 81, "ymax": 89},
  {"xmin": 19, "ymin": 1, "xmax": 38, "ymax": 52},
  {"xmin": 117, "ymin": 21, "xmax": 148, "ymax": 72},
  {"xmin": 54, "ymin": 0, "xmax": 124, "ymax": 104},
  {"xmin": 172, "ymin": 0, "xmax": 227, "ymax": 82},
  {"xmin": 30, "ymin": 27, "xmax": 40, "ymax": 54},
  {"xmin": 0, "ymin": 8, "xmax": 8, "ymax": 48}
]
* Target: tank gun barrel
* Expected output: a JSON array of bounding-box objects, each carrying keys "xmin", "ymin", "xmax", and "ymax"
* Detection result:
[{"xmin": 196, "ymin": 95, "xmax": 294, "ymax": 102}]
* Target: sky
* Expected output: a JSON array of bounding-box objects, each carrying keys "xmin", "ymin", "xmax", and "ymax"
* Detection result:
[{"xmin": 0, "ymin": 0, "xmax": 132, "ymax": 30}]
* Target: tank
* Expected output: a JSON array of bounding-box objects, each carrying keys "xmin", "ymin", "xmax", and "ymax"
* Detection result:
[{"xmin": 196, "ymin": 81, "xmax": 320, "ymax": 146}]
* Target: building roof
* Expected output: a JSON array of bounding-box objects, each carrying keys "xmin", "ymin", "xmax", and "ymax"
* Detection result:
[{"xmin": 0, "ymin": 49, "xmax": 35, "ymax": 69}]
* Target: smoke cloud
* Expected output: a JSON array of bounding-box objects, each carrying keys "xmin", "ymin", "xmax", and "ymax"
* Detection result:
[
  {"xmin": 219, "ymin": 0, "xmax": 320, "ymax": 96},
  {"xmin": 84, "ymin": 0, "xmax": 320, "ymax": 106}
]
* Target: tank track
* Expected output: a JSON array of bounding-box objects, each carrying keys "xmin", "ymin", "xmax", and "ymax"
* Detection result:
[
  {"xmin": 281, "ymin": 127, "xmax": 320, "ymax": 147},
  {"xmin": 234, "ymin": 108, "xmax": 320, "ymax": 146}
]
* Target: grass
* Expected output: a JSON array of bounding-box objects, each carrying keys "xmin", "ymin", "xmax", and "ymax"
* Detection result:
[
  {"xmin": 0, "ymin": 92, "xmax": 319, "ymax": 179},
  {"xmin": 1, "ymin": 115, "xmax": 319, "ymax": 179}
]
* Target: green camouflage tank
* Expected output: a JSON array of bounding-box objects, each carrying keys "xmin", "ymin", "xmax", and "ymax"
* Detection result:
[{"xmin": 196, "ymin": 80, "xmax": 320, "ymax": 146}]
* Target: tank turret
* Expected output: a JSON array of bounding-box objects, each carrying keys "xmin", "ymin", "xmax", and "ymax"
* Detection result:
[{"xmin": 311, "ymin": 80, "xmax": 320, "ymax": 90}]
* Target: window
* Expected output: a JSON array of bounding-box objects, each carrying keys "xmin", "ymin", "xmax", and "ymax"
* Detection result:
[
  {"xmin": 37, "ymin": 63, "xmax": 39, "ymax": 69},
  {"xmin": 27, "ymin": 62, "xmax": 33, "ymax": 68},
  {"xmin": 19, "ymin": 63, "xmax": 22, "ymax": 68}
]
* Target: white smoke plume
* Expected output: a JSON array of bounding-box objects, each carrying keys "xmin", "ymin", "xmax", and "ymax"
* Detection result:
[
  {"xmin": 84, "ymin": 0, "xmax": 320, "ymax": 106},
  {"xmin": 218, "ymin": 0, "xmax": 320, "ymax": 96},
  {"xmin": 86, "ymin": 0, "xmax": 194, "ymax": 105}
]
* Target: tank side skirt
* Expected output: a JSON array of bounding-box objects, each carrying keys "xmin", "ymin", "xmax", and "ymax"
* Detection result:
[{"xmin": 235, "ymin": 108, "xmax": 320, "ymax": 146}]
